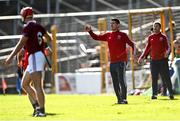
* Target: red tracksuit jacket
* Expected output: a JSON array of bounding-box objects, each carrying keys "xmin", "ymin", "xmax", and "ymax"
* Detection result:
[
  {"xmin": 89, "ymin": 30, "xmax": 134, "ymax": 63},
  {"xmin": 141, "ymin": 32, "xmax": 169, "ymax": 60}
]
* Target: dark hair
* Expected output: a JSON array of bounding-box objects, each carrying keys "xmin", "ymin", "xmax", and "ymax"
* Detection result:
[
  {"xmin": 111, "ymin": 18, "xmax": 120, "ymax": 24},
  {"xmin": 154, "ymin": 22, "xmax": 161, "ymax": 27}
]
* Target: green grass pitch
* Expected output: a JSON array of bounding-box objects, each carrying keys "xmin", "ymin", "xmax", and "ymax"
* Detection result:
[{"xmin": 0, "ymin": 94, "xmax": 180, "ymax": 121}]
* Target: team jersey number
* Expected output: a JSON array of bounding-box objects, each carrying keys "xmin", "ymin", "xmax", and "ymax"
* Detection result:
[{"xmin": 37, "ymin": 32, "xmax": 43, "ymax": 46}]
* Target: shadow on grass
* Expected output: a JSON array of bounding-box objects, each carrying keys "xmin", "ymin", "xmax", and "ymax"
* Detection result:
[
  {"xmin": 46, "ymin": 112, "xmax": 59, "ymax": 116},
  {"xmin": 111, "ymin": 101, "xmax": 151, "ymax": 106},
  {"xmin": 111, "ymin": 103, "xmax": 128, "ymax": 106},
  {"xmin": 29, "ymin": 112, "xmax": 62, "ymax": 117},
  {"xmin": 158, "ymin": 98, "xmax": 178, "ymax": 101}
]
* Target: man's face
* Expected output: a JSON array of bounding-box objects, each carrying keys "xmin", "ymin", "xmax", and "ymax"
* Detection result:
[
  {"xmin": 153, "ymin": 23, "xmax": 161, "ymax": 33},
  {"xmin": 110, "ymin": 21, "xmax": 119, "ymax": 31}
]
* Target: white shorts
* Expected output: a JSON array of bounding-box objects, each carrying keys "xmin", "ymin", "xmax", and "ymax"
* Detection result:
[{"xmin": 26, "ymin": 51, "xmax": 46, "ymax": 74}]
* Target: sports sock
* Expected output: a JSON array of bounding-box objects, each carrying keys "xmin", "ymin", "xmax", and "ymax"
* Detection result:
[
  {"xmin": 32, "ymin": 101, "xmax": 39, "ymax": 109},
  {"xmin": 40, "ymin": 107, "xmax": 45, "ymax": 113}
]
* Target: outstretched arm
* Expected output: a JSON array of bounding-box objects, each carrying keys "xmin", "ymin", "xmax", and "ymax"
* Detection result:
[
  {"xmin": 85, "ymin": 24, "xmax": 107, "ymax": 41},
  {"xmin": 85, "ymin": 24, "xmax": 92, "ymax": 32},
  {"xmin": 5, "ymin": 36, "xmax": 27, "ymax": 65}
]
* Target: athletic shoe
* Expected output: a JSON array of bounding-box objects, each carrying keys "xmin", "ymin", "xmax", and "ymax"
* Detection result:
[
  {"xmin": 34, "ymin": 111, "xmax": 46, "ymax": 117},
  {"xmin": 169, "ymin": 95, "xmax": 174, "ymax": 100},
  {"xmin": 151, "ymin": 95, "xmax": 157, "ymax": 100},
  {"xmin": 118, "ymin": 100, "xmax": 128, "ymax": 104}
]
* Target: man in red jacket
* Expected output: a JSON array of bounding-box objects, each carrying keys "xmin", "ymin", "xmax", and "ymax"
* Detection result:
[
  {"xmin": 138, "ymin": 22, "xmax": 174, "ymax": 100},
  {"xmin": 85, "ymin": 18, "xmax": 135, "ymax": 104}
]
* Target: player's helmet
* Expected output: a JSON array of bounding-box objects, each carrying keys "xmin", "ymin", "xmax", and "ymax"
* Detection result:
[{"xmin": 20, "ymin": 7, "xmax": 33, "ymax": 22}]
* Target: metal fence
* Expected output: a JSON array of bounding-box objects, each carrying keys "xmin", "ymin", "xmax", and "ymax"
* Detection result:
[{"xmin": 1, "ymin": 6, "xmax": 180, "ymax": 82}]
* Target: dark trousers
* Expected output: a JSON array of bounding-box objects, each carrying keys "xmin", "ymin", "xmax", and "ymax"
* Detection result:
[
  {"xmin": 150, "ymin": 58, "xmax": 173, "ymax": 96},
  {"xmin": 110, "ymin": 62, "xmax": 127, "ymax": 102}
]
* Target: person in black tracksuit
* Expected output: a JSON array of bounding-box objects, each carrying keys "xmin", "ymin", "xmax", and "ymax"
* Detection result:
[{"xmin": 138, "ymin": 22, "xmax": 174, "ymax": 100}]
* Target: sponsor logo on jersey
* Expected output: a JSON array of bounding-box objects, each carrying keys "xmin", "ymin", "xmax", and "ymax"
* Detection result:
[
  {"xmin": 117, "ymin": 35, "xmax": 121, "ymax": 40},
  {"xmin": 160, "ymin": 37, "xmax": 163, "ymax": 41}
]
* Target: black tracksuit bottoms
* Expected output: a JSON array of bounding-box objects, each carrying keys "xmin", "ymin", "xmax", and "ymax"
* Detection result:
[
  {"xmin": 150, "ymin": 58, "xmax": 174, "ymax": 96},
  {"xmin": 110, "ymin": 61, "xmax": 127, "ymax": 102}
]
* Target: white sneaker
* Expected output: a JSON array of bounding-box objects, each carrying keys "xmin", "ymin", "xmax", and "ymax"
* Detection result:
[{"xmin": 34, "ymin": 111, "xmax": 46, "ymax": 117}]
